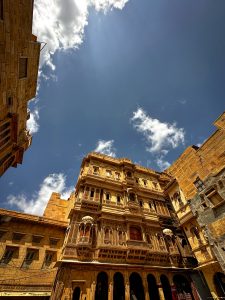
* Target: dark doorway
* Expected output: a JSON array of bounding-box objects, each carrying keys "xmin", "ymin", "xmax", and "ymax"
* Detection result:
[
  {"xmin": 95, "ymin": 272, "xmax": 108, "ymax": 300},
  {"xmin": 214, "ymin": 272, "xmax": 225, "ymax": 297},
  {"xmin": 129, "ymin": 272, "xmax": 145, "ymax": 300},
  {"xmin": 173, "ymin": 275, "xmax": 194, "ymax": 299},
  {"xmin": 73, "ymin": 287, "xmax": 81, "ymax": 300},
  {"xmin": 147, "ymin": 274, "xmax": 160, "ymax": 300},
  {"xmin": 160, "ymin": 275, "xmax": 172, "ymax": 300},
  {"xmin": 113, "ymin": 272, "xmax": 125, "ymax": 300}
]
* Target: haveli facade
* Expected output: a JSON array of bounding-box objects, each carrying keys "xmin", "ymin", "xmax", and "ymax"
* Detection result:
[
  {"xmin": 166, "ymin": 111, "xmax": 225, "ymax": 299},
  {"xmin": 0, "ymin": 0, "xmax": 40, "ymax": 176},
  {"xmin": 0, "ymin": 112, "xmax": 224, "ymax": 299}
]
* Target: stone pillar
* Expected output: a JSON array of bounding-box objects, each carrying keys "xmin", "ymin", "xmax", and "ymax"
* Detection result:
[
  {"xmin": 109, "ymin": 271, "xmax": 113, "ymax": 300},
  {"xmin": 158, "ymin": 284, "xmax": 165, "ymax": 300},
  {"xmin": 125, "ymin": 281, "xmax": 130, "ymax": 300},
  {"xmin": 125, "ymin": 272, "xmax": 130, "ymax": 300},
  {"xmin": 91, "ymin": 281, "xmax": 96, "ymax": 300},
  {"xmin": 142, "ymin": 273, "xmax": 150, "ymax": 300}
]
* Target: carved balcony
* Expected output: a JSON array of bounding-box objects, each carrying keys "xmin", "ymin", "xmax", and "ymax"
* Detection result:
[
  {"xmin": 127, "ymin": 201, "xmax": 140, "ymax": 212},
  {"xmin": 126, "ymin": 177, "xmax": 135, "ymax": 185},
  {"xmin": 168, "ymin": 246, "xmax": 180, "ymax": 256},
  {"xmin": 127, "ymin": 239, "xmax": 148, "ymax": 249},
  {"xmin": 76, "ymin": 236, "xmax": 92, "ymax": 248},
  {"xmin": 78, "ymin": 197, "xmax": 100, "ymax": 211}
]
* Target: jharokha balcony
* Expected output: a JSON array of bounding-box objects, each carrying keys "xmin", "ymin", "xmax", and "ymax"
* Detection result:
[
  {"xmin": 77, "ymin": 196, "xmax": 100, "ymax": 211},
  {"xmin": 77, "ymin": 236, "xmax": 92, "ymax": 247}
]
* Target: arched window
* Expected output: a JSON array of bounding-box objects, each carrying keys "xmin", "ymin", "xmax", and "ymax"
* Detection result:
[
  {"xmin": 173, "ymin": 191, "xmax": 183, "ymax": 206},
  {"xmin": 105, "ymin": 192, "xmax": 111, "ymax": 201},
  {"xmin": 146, "ymin": 233, "xmax": 153, "ymax": 248},
  {"xmin": 130, "ymin": 226, "xmax": 142, "ymax": 241},
  {"xmin": 104, "ymin": 228, "xmax": 111, "ymax": 244},
  {"xmin": 157, "ymin": 234, "xmax": 166, "ymax": 250},
  {"xmin": 113, "ymin": 272, "xmax": 125, "ymax": 300},
  {"xmin": 73, "ymin": 287, "xmax": 81, "ymax": 300},
  {"xmin": 93, "ymin": 166, "xmax": 99, "ymax": 175},
  {"xmin": 105, "ymin": 229, "xmax": 109, "ymax": 239},
  {"xmin": 147, "ymin": 274, "xmax": 160, "ymax": 300},
  {"xmin": 160, "ymin": 275, "xmax": 172, "ymax": 300},
  {"xmin": 127, "ymin": 171, "xmax": 132, "ymax": 178},
  {"xmin": 79, "ymin": 224, "xmax": 85, "ymax": 237},
  {"xmin": 190, "ymin": 226, "xmax": 201, "ymax": 242},
  {"xmin": 95, "ymin": 272, "xmax": 108, "ymax": 300},
  {"xmin": 129, "ymin": 193, "xmax": 135, "ymax": 201},
  {"xmin": 90, "ymin": 189, "xmax": 95, "ymax": 198},
  {"xmin": 130, "ymin": 272, "xmax": 145, "ymax": 300},
  {"xmin": 142, "ymin": 179, "xmax": 147, "ymax": 186},
  {"xmin": 84, "ymin": 187, "xmax": 89, "ymax": 199},
  {"xmin": 118, "ymin": 231, "xmax": 123, "ymax": 243}
]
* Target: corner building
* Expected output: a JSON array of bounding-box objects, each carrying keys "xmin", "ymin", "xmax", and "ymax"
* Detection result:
[
  {"xmin": 0, "ymin": 0, "xmax": 40, "ymax": 176},
  {"xmin": 166, "ymin": 111, "xmax": 225, "ymax": 299},
  {"xmin": 52, "ymin": 153, "xmax": 205, "ymax": 300}
]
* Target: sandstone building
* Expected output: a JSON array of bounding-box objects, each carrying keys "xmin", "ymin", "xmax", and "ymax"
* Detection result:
[
  {"xmin": 0, "ymin": 0, "xmax": 40, "ymax": 176},
  {"xmin": 51, "ymin": 152, "xmax": 207, "ymax": 300},
  {"xmin": 0, "ymin": 192, "xmax": 74, "ymax": 298},
  {"xmin": 166, "ymin": 111, "xmax": 225, "ymax": 299},
  {"xmin": 0, "ymin": 112, "xmax": 225, "ymax": 299}
]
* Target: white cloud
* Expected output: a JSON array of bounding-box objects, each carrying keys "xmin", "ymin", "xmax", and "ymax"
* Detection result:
[
  {"xmin": 33, "ymin": 0, "xmax": 129, "ymax": 70},
  {"xmin": 155, "ymin": 157, "xmax": 170, "ymax": 170},
  {"xmin": 94, "ymin": 139, "xmax": 116, "ymax": 157},
  {"xmin": 7, "ymin": 173, "xmax": 73, "ymax": 216},
  {"xmin": 131, "ymin": 108, "xmax": 185, "ymax": 154},
  {"xmin": 27, "ymin": 108, "xmax": 40, "ymax": 134}
]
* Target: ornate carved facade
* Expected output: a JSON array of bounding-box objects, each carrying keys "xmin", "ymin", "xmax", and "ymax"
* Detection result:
[
  {"xmin": 1, "ymin": 112, "xmax": 225, "ymax": 299},
  {"xmin": 51, "ymin": 153, "xmax": 206, "ymax": 300}
]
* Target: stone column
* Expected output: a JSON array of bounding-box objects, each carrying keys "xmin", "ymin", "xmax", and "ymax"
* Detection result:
[
  {"xmin": 125, "ymin": 281, "xmax": 130, "ymax": 300},
  {"xmin": 125, "ymin": 272, "xmax": 130, "ymax": 300},
  {"xmin": 142, "ymin": 272, "xmax": 150, "ymax": 300},
  {"xmin": 91, "ymin": 281, "xmax": 96, "ymax": 300},
  {"xmin": 158, "ymin": 284, "xmax": 165, "ymax": 300},
  {"xmin": 109, "ymin": 271, "xmax": 114, "ymax": 300}
]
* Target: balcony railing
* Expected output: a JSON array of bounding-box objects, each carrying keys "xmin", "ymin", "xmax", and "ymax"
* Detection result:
[
  {"xmin": 77, "ymin": 236, "xmax": 92, "ymax": 247},
  {"xmin": 127, "ymin": 239, "xmax": 147, "ymax": 248},
  {"xmin": 127, "ymin": 201, "xmax": 140, "ymax": 210}
]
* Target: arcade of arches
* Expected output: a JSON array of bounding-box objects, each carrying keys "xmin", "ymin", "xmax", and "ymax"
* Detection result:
[{"xmin": 70, "ymin": 270, "xmax": 197, "ymax": 300}]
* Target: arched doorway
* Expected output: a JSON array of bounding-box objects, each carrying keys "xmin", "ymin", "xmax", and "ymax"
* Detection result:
[
  {"xmin": 73, "ymin": 287, "xmax": 81, "ymax": 300},
  {"xmin": 160, "ymin": 275, "xmax": 172, "ymax": 300},
  {"xmin": 173, "ymin": 275, "xmax": 194, "ymax": 299},
  {"xmin": 129, "ymin": 272, "xmax": 145, "ymax": 300},
  {"xmin": 95, "ymin": 272, "xmax": 108, "ymax": 300},
  {"xmin": 113, "ymin": 272, "xmax": 125, "ymax": 300},
  {"xmin": 214, "ymin": 272, "xmax": 225, "ymax": 297},
  {"xmin": 147, "ymin": 274, "xmax": 160, "ymax": 300}
]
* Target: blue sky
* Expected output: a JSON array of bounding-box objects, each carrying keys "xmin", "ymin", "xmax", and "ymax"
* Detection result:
[{"xmin": 1, "ymin": 0, "xmax": 225, "ymax": 215}]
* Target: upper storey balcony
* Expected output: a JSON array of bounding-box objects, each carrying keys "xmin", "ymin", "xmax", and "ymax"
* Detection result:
[{"xmin": 76, "ymin": 187, "xmax": 100, "ymax": 211}]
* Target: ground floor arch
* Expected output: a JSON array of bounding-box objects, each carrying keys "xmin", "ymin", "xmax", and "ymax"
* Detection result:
[
  {"xmin": 147, "ymin": 274, "xmax": 160, "ymax": 300},
  {"xmin": 160, "ymin": 274, "xmax": 172, "ymax": 300},
  {"xmin": 214, "ymin": 272, "xmax": 225, "ymax": 297},
  {"xmin": 73, "ymin": 287, "xmax": 81, "ymax": 300},
  {"xmin": 113, "ymin": 272, "xmax": 125, "ymax": 300},
  {"xmin": 129, "ymin": 272, "xmax": 145, "ymax": 300},
  {"xmin": 95, "ymin": 272, "xmax": 108, "ymax": 300},
  {"xmin": 173, "ymin": 274, "xmax": 194, "ymax": 300}
]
